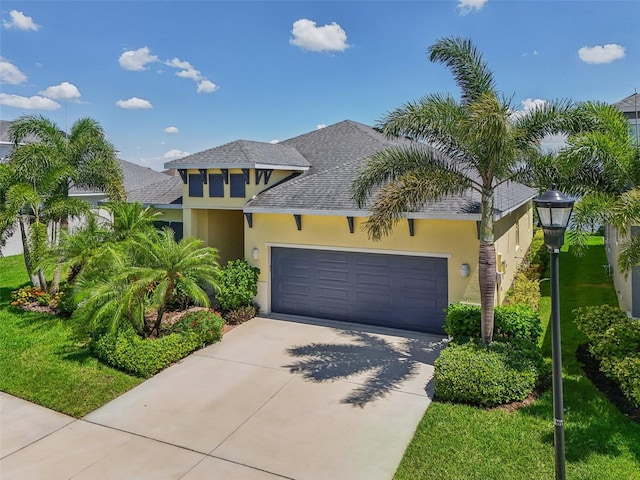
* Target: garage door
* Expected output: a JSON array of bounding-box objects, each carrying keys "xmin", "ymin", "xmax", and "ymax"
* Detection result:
[{"xmin": 271, "ymin": 247, "xmax": 448, "ymax": 334}]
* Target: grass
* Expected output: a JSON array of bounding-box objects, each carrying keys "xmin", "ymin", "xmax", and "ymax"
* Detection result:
[
  {"xmin": 394, "ymin": 236, "xmax": 640, "ymax": 480},
  {"xmin": 0, "ymin": 255, "xmax": 142, "ymax": 417}
]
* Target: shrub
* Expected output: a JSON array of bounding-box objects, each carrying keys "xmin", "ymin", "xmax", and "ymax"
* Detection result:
[
  {"xmin": 574, "ymin": 305, "xmax": 640, "ymax": 409},
  {"xmin": 525, "ymin": 229, "xmax": 549, "ymax": 278},
  {"xmin": 171, "ymin": 310, "xmax": 224, "ymax": 345},
  {"xmin": 92, "ymin": 324, "xmax": 203, "ymax": 378},
  {"xmin": 503, "ymin": 272, "xmax": 541, "ymax": 311},
  {"xmin": 216, "ymin": 258, "xmax": 260, "ymax": 312},
  {"xmin": 56, "ymin": 283, "xmax": 78, "ymax": 317},
  {"xmin": 224, "ymin": 304, "xmax": 258, "ymax": 325},
  {"xmin": 434, "ymin": 339, "xmax": 545, "ymax": 407},
  {"xmin": 445, "ymin": 303, "xmax": 542, "ymax": 344}
]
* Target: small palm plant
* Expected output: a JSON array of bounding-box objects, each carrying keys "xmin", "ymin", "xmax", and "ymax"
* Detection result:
[{"xmin": 75, "ymin": 228, "xmax": 221, "ymax": 337}]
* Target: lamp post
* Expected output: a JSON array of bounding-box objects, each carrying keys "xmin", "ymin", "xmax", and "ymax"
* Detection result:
[{"xmin": 533, "ymin": 188, "xmax": 574, "ymax": 480}]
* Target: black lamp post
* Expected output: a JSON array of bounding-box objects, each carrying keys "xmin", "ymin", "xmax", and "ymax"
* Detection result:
[{"xmin": 533, "ymin": 188, "xmax": 574, "ymax": 480}]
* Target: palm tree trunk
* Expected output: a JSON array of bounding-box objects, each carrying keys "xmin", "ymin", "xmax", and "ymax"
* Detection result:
[
  {"xmin": 51, "ymin": 264, "xmax": 62, "ymax": 293},
  {"xmin": 479, "ymin": 188, "xmax": 497, "ymax": 345},
  {"xmin": 152, "ymin": 284, "xmax": 174, "ymax": 336},
  {"xmin": 19, "ymin": 218, "xmax": 40, "ymax": 288}
]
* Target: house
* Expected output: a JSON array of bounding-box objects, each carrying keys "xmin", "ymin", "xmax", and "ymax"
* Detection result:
[
  {"xmin": 604, "ymin": 93, "xmax": 640, "ymax": 316},
  {"xmin": 165, "ymin": 120, "xmax": 535, "ymax": 334}
]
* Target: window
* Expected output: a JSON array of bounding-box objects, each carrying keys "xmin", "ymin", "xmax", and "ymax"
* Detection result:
[
  {"xmin": 209, "ymin": 174, "xmax": 224, "ymax": 197},
  {"xmin": 230, "ymin": 173, "xmax": 246, "ymax": 197},
  {"xmin": 188, "ymin": 173, "xmax": 203, "ymax": 197}
]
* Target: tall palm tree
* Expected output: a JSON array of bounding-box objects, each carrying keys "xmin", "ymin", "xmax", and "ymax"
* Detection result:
[
  {"xmin": 2, "ymin": 115, "xmax": 125, "ymax": 289},
  {"xmin": 352, "ymin": 37, "xmax": 577, "ymax": 344},
  {"xmin": 75, "ymin": 229, "xmax": 221, "ymax": 337}
]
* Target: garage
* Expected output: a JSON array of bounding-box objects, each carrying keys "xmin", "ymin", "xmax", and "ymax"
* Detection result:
[{"xmin": 271, "ymin": 247, "xmax": 449, "ymax": 334}]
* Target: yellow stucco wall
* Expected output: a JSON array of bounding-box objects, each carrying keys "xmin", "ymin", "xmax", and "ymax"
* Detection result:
[
  {"xmin": 152, "ymin": 208, "xmax": 183, "ymax": 222},
  {"xmin": 244, "ymin": 205, "xmax": 533, "ymax": 314},
  {"xmin": 181, "ymin": 168, "xmax": 297, "ymax": 209},
  {"xmin": 183, "ymin": 208, "xmax": 244, "ymax": 265}
]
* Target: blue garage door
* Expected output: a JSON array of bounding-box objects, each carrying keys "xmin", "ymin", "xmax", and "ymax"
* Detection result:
[{"xmin": 271, "ymin": 248, "xmax": 448, "ymax": 334}]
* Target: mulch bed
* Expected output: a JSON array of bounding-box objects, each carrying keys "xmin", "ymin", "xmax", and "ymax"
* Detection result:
[{"xmin": 576, "ymin": 343, "xmax": 640, "ymax": 424}]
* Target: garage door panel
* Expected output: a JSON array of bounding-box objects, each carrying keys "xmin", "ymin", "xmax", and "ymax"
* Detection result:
[{"xmin": 271, "ymin": 247, "xmax": 448, "ymax": 334}]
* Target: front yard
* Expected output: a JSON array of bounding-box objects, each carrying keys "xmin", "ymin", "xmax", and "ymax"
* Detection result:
[
  {"xmin": 395, "ymin": 237, "xmax": 640, "ymax": 479},
  {"xmin": 0, "ymin": 255, "xmax": 142, "ymax": 417}
]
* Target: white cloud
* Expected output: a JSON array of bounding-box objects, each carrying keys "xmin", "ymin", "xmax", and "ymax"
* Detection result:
[
  {"xmin": 290, "ymin": 19, "xmax": 349, "ymax": 52},
  {"xmin": 116, "ymin": 97, "xmax": 153, "ymax": 109},
  {"xmin": 164, "ymin": 149, "xmax": 190, "ymax": 159},
  {"xmin": 164, "ymin": 126, "xmax": 179, "ymax": 134},
  {"xmin": 578, "ymin": 44, "xmax": 625, "ymax": 64},
  {"xmin": 3, "ymin": 10, "xmax": 39, "ymax": 31},
  {"xmin": 0, "ymin": 93, "xmax": 60, "ymax": 110},
  {"xmin": 119, "ymin": 46, "xmax": 159, "ymax": 71},
  {"xmin": 316, "ymin": 124, "xmax": 327, "ymax": 129},
  {"xmin": 521, "ymin": 98, "xmax": 547, "ymax": 112},
  {"xmin": 167, "ymin": 58, "xmax": 202, "ymax": 80},
  {"xmin": 197, "ymin": 79, "xmax": 218, "ymax": 93},
  {"xmin": 0, "ymin": 58, "xmax": 27, "ymax": 84},
  {"xmin": 39, "ymin": 81, "xmax": 81, "ymax": 101},
  {"xmin": 457, "ymin": 0, "xmax": 488, "ymax": 15},
  {"xmin": 269, "ymin": 139, "xmax": 280, "ymax": 144}
]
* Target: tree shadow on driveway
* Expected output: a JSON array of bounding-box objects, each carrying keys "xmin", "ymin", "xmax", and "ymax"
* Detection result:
[{"xmin": 283, "ymin": 329, "xmax": 447, "ymax": 407}]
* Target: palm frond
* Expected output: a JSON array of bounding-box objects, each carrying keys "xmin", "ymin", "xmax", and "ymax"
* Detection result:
[{"xmin": 428, "ymin": 37, "xmax": 496, "ymax": 104}]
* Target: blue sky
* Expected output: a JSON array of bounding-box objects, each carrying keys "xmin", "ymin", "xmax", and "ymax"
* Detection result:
[{"xmin": 1, "ymin": 1, "xmax": 638, "ymax": 171}]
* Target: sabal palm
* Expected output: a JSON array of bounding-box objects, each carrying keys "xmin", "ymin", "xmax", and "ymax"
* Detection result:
[
  {"xmin": 352, "ymin": 37, "xmax": 576, "ymax": 344},
  {"xmin": 76, "ymin": 229, "xmax": 221, "ymax": 337}
]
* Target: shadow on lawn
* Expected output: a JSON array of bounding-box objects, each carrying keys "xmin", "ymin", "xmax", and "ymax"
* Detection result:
[{"xmin": 284, "ymin": 328, "xmax": 447, "ymax": 407}]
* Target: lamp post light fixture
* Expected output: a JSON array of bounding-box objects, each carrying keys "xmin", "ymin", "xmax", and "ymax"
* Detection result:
[{"xmin": 533, "ymin": 188, "xmax": 574, "ymax": 480}]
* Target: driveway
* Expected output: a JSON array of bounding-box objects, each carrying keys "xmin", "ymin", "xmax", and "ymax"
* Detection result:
[{"xmin": 1, "ymin": 316, "xmax": 447, "ymax": 480}]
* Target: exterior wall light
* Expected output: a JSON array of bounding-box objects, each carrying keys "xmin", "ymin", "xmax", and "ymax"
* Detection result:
[
  {"xmin": 460, "ymin": 263, "xmax": 470, "ymax": 277},
  {"xmin": 251, "ymin": 247, "xmax": 259, "ymax": 261},
  {"xmin": 533, "ymin": 187, "xmax": 574, "ymax": 480}
]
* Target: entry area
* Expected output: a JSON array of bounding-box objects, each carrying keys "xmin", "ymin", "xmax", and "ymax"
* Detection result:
[{"xmin": 271, "ymin": 247, "xmax": 449, "ymax": 334}]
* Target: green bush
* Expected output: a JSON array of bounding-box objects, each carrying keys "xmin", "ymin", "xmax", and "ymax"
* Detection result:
[
  {"xmin": 503, "ymin": 272, "xmax": 541, "ymax": 311},
  {"xmin": 434, "ymin": 339, "xmax": 545, "ymax": 407},
  {"xmin": 525, "ymin": 229, "xmax": 549, "ymax": 278},
  {"xmin": 92, "ymin": 324, "xmax": 203, "ymax": 378},
  {"xmin": 574, "ymin": 305, "xmax": 640, "ymax": 409},
  {"xmin": 445, "ymin": 303, "xmax": 542, "ymax": 344},
  {"xmin": 216, "ymin": 258, "xmax": 260, "ymax": 312},
  {"xmin": 56, "ymin": 283, "xmax": 78, "ymax": 317},
  {"xmin": 171, "ymin": 310, "xmax": 224, "ymax": 345}
]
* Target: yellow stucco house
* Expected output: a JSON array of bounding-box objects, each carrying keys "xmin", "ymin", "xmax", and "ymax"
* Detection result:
[{"xmin": 161, "ymin": 120, "xmax": 535, "ymax": 334}]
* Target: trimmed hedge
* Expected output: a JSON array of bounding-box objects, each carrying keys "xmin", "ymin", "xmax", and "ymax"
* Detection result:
[
  {"xmin": 216, "ymin": 259, "xmax": 260, "ymax": 312},
  {"xmin": 574, "ymin": 305, "xmax": 640, "ymax": 408},
  {"xmin": 503, "ymin": 272, "xmax": 541, "ymax": 311},
  {"xmin": 92, "ymin": 324, "xmax": 204, "ymax": 378},
  {"xmin": 445, "ymin": 303, "xmax": 543, "ymax": 345},
  {"xmin": 434, "ymin": 339, "xmax": 547, "ymax": 407}
]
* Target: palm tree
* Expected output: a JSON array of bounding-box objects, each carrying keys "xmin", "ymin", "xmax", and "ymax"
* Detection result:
[
  {"xmin": 554, "ymin": 102, "xmax": 640, "ymax": 272},
  {"xmin": 75, "ymin": 229, "xmax": 221, "ymax": 337},
  {"xmin": 352, "ymin": 37, "xmax": 577, "ymax": 344},
  {"xmin": 104, "ymin": 201, "xmax": 162, "ymax": 242},
  {"xmin": 2, "ymin": 115, "xmax": 124, "ymax": 290}
]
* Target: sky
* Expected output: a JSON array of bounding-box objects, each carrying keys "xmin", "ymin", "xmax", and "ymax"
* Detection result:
[{"xmin": 1, "ymin": 0, "xmax": 639, "ymax": 171}]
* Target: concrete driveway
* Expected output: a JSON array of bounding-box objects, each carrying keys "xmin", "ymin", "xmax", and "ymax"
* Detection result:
[{"xmin": 1, "ymin": 316, "xmax": 447, "ymax": 480}]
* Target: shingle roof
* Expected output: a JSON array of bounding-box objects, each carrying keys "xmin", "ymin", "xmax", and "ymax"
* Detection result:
[
  {"xmin": 127, "ymin": 175, "xmax": 183, "ymax": 206},
  {"xmin": 245, "ymin": 120, "xmax": 536, "ymax": 219},
  {"xmin": 0, "ymin": 120, "xmax": 39, "ymax": 145},
  {"xmin": 614, "ymin": 93, "xmax": 640, "ymax": 113},
  {"xmin": 69, "ymin": 158, "xmax": 171, "ymax": 196},
  {"xmin": 163, "ymin": 139, "xmax": 310, "ymax": 169}
]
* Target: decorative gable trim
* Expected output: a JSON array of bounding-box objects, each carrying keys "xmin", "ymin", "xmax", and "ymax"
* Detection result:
[
  {"xmin": 220, "ymin": 169, "xmax": 229, "ymax": 184},
  {"xmin": 255, "ymin": 169, "xmax": 273, "ymax": 185},
  {"xmin": 178, "ymin": 169, "xmax": 187, "ymax": 184},
  {"xmin": 347, "ymin": 216, "xmax": 354, "ymax": 234},
  {"xmin": 199, "ymin": 169, "xmax": 208, "ymax": 184},
  {"xmin": 244, "ymin": 212, "xmax": 253, "ymax": 228},
  {"xmin": 408, "ymin": 218, "xmax": 415, "ymax": 237},
  {"xmin": 294, "ymin": 214, "xmax": 302, "ymax": 231}
]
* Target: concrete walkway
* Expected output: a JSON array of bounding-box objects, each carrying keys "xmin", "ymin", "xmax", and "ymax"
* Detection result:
[{"xmin": 1, "ymin": 316, "xmax": 447, "ymax": 480}]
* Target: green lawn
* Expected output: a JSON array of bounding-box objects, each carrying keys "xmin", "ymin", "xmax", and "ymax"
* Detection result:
[
  {"xmin": 0, "ymin": 255, "xmax": 142, "ymax": 417},
  {"xmin": 395, "ymin": 237, "xmax": 640, "ymax": 480}
]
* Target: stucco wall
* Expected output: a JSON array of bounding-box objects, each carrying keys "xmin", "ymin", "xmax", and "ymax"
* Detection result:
[{"xmin": 183, "ymin": 208, "xmax": 244, "ymax": 265}]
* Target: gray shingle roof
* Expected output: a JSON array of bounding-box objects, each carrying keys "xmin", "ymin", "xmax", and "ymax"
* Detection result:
[
  {"xmin": 163, "ymin": 139, "xmax": 310, "ymax": 169},
  {"xmin": 245, "ymin": 120, "xmax": 536, "ymax": 219},
  {"xmin": 127, "ymin": 175, "xmax": 183, "ymax": 206},
  {"xmin": 69, "ymin": 158, "xmax": 171, "ymax": 196},
  {"xmin": 614, "ymin": 93, "xmax": 640, "ymax": 113}
]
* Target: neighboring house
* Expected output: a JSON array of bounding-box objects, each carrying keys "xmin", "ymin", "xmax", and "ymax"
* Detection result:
[
  {"xmin": 604, "ymin": 92, "xmax": 640, "ymax": 316},
  {"xmin": 165, "ymin": 120, "xmax": 535, "ymax": 334}
]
